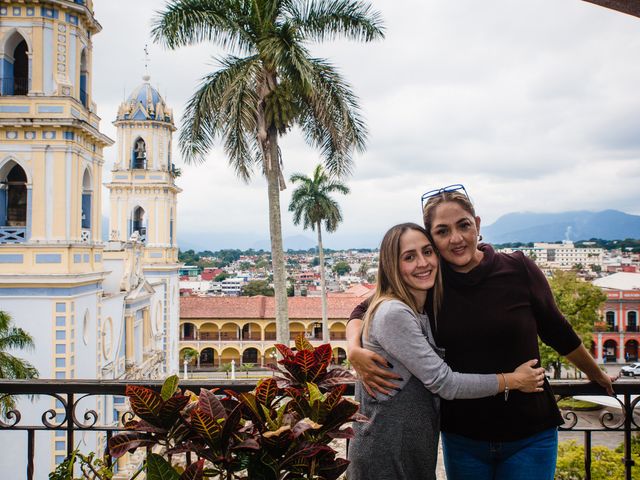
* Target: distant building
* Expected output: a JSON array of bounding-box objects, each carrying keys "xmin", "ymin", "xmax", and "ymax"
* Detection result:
[
  {"xmin": 499, "ymin": 241, "xmax": 604, "ymax": 271},
  {"xmin": 592, "ymin": 273, "xmax": 640, "ymax": 363},
  {"xmin": 0, "ymin": 1, "xmax": 180, "ymax": 476},
  {"xmin": 179, "ymin": 296, "xmax": 364, "ymax": 368}
]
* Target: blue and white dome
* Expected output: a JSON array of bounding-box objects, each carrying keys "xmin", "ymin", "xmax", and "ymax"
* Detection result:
[{"xmin": 116, "ymin": 75, "xmax": 173, "ymax": 124}]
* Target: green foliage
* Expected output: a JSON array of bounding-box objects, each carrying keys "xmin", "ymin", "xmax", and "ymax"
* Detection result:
[
  {"xmin": 214, "ymin": 272, "xmax": 230, "ymax": 282},
  {"xmin": 241, "ymin": 363, "xmax": 255, "ymax": 376},
  {"xmin": 241, "ymin": 280, "xmax": 275, "ymax": 297},
  {"xmin": 0, "ymin": 310, "xmax": 38, "ymax": 415},
  {"xmin": 556, "ymin": 397, "xmax": 602, "ymax": 411},
  {"xmin": 538, "ymin": 271, "xmax": 606, "ymax": 378},
  {"xmin": 48, "ymin": 450, "xmax": 114, "ymax": 480},
  {"xmin": 288, "ymin": 165, "xmax": 350, "ymax": 235},
  {"xmin": 555, "ymin": 440, "xmax": 640, "ymax": 480},
  {"xmin": 333, "ymin": 261, "xmax": 352, "ymax": 276},
  {"xmin": 219, "ymin": 362, "xmax": 233, "ymax": 377},
  {"xmin": 181, "ymin": 347, "xmax": 199, "ymax": 364},
  {"xmin": 107, "ymin": 335, "xmax": 360, "ymax": 480}
]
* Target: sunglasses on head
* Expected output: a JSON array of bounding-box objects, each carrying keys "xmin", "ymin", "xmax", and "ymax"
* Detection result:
[{"xmin": 420, "ymin": 184, "xmax": 469, "ymax": 209}]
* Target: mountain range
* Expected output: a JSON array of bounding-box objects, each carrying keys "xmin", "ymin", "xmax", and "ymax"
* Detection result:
[
  {"xmin": 482, "ymin": 209, "xmax": 640, "ymax": 244},
  {"xmin": 105, "ymin": 209, "xmax": 640, "ymax": 250}
]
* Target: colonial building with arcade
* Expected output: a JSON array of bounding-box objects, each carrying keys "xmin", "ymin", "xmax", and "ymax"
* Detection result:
[
  {"xmin": 592, "ymin": 273, "xmax": 640, "ymax": 363},
  {"xmin": 0, "ymin": 1, "xmax": 180, "ymax": 477}
]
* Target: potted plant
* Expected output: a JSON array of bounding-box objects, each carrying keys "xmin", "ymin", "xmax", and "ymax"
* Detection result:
[{"xmin": 107, "ymin": 335, "xmax": 361, "ymax": 479}]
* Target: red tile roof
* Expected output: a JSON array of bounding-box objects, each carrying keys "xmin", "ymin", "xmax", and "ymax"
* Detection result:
[{"xmin": 181, "ymin": 295, "xmax": 365, "ymax": 320}]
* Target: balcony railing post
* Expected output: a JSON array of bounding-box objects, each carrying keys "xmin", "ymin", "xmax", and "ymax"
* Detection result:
[
  {"xmin": 584, "ymin": 431, "xmax": 591, "ymax": 480},
  {"xmin": 27, "ymin": 429, "xmax": 34, "ymax": 480},
  {"xmin": 67, "ymin": 392, "xmax": 75, "ymax": 459},
  {"xmin": 624, "ymin": 392, "xmax": 634, "ymax": 480}
]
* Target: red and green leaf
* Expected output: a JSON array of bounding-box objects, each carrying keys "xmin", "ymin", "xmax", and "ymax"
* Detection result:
[
  {"xmin": 324, "ymin": 384, "xmax": 347, "ymax": 410},
  {"xmin": 274, "ymin": 343, "xmax": 294, "ymax": 359},
  {"xmin": 159, "ymin": 395, "xmax": 190, "ymax": 428},
  {"xmin": 108, "ymin": 431, "xmax": 155, "ymax": 458},
  {"xmin": 295, "ymin": 334, "xmax": 313, "ymax": 352},
  {"xmin": 255, "ymin": 377, "xmax": 279, "ymax": 408},
  {"xmin": 160, "ymin": 374, "xmax": 180, "ymax": 401},
  {"xmin": 126, "ymin": 385, "xmax": 163, "ymax": 424},
  {"xmin": 294, "ymin": 350, "xmax": 316, "ymax": 379},
  {"xmin": 197, "ymin": 388, "xmax": 226, "ymax": 421},
  {"xmin": 318, "ymin": 456, "xmax": 350, "ymax": 480},
  {"xmin": 190, "ymin": 409, "xmax": 223, "ymax": 445},
  {"xmin": 179, "ymin": 459, "xmax": 204, "ymax": 480},
  {"xmin": 313, "ymin": 343, "xmax": 332, "ymax": 368},
  {"xmin": 146, "ymin": 453, "xmax": 180, "ymax": 480},
  {"xmin": 318, "ymin": 368, "xmax": 356, "ymax": 389}
]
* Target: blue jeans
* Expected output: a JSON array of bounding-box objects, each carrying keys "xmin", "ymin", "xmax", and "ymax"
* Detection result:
[{"xmin": 442, "ymin": 427, "xmax": 558, "ymax": 480}]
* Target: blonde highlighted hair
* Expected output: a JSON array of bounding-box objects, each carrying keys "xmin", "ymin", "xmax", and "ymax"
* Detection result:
[{"xmin": 363, "ymin": 223, "xmax": 442, "ymax": 339}]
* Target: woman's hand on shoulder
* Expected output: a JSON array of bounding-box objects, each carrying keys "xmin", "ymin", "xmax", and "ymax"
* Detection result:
[
  {"xmin": 509, "ymin": 359, "xmax": 546, "ymax": 393},
  {"xmin": 348, "ymin": 346, "xmax": 402, "ymax": 397}
]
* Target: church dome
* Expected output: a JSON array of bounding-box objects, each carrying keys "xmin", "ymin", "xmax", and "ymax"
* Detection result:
[{"xmin": 116, "ymin": 75, "xmax": 173, "ymax": 124}]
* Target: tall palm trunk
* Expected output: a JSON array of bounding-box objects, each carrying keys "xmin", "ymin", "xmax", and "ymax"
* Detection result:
[
  {"xmin": 258, "ymin": 71, "xmax": 289, "ymax": 345},
  {"xmin": 317, "ymin": 221, "xmax": 329, "ymax": 343},
  {"xmin": 267, "ymin": 161, "xmax": 290, "ymax": 345}
]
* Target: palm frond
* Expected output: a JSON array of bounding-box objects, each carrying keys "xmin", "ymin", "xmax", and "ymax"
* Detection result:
[
  {"xmin": 152, "ymin": 0, "xmax": 255, "ymax": 54},
  {"xmin": 286, "ymin": 0, "xmax": 385, "ymax": 43},
  {"xmin": 295, "ymin": 57, "xmax": 367, "ymax": 177},
  {"xmin": 288, "ymin": 164, "xmax": 349, "ymax": 233},
  {"xmin": 180, "ymin": 55, "xmax": 260, "ymax": 175},
  {"xmin": 0, "ymin": 352, "xmax": 38, "ymax": 380}
]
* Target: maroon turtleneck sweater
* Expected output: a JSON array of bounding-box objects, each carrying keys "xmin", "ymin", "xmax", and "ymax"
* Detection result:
[{"xmin": 350, "ymin": 244, "xmax": 581, "ymax": 441}]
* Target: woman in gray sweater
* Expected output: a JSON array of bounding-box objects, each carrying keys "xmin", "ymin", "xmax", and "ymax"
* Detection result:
[{"xmin": 346, "ymin": 223, "xmax": 545, "ymax": 480}]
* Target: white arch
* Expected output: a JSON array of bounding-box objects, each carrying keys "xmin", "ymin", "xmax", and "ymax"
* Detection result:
[
  {"xmin": 82, "ymin": 166, "xmax": 92, "ymax": 190},
  {"xmin": 0, "ymin": 157, "xmax": 32, "ymax": 185},
  {"xmin": 0, "ymin": 28, "xmax": 32, "ymax": 58}
]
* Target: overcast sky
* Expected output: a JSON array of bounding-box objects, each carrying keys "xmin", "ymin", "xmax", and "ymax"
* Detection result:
[{"xmin": 91, "ymin": 1, "xmax": 640, "ymax": 250}]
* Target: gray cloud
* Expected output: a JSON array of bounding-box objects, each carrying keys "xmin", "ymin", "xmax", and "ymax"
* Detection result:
[{"xmin": 93, "ymin": 0, "xmax": 640, "ymax": 248}]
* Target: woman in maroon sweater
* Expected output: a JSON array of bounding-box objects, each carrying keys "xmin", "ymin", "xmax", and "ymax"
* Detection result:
[{"xmin": 347, "ymin": 186, "xmax": 614, "ymax": 480}]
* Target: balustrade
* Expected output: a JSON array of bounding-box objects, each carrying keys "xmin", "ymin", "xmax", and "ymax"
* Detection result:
[
  {"xmin": 0, "ymin": 226, "xmax": 26, "ymax": 243},
  {"xmin": 1, "ymin": 380, "xmax": 639, "ymax": 479}
]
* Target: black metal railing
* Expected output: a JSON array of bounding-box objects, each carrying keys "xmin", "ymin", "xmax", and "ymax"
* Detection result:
[
  {"xmin": 0, "ymin": 77, "xmax": 28, "ymax": 95},
  {"xmin": 1, "ymin": 379, "xmax": 639, "ymax": 480}
]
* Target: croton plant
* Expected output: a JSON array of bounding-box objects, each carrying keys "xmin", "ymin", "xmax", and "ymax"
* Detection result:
[{"xmin": 107, "ymin": 336, "xmax": 362, "ymax": 479}]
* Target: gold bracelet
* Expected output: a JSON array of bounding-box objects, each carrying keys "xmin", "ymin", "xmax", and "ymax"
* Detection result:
[{"xmin": 500, "ymin": 373, "xmax": 509, "ymax": 401}]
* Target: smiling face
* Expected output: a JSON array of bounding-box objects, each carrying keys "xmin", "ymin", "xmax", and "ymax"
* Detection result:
[
  {"xmin": 429, "ymin": 201, "xmax": 483, "ymax": 273},
  {"xmin": 398, "ymin": 228, "xmax": 439, "ymax": 302}
]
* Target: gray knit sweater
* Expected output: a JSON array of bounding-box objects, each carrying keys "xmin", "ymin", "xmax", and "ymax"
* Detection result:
[
  {"xmin": 363, "ymin": 299, "xmax": 498, "ymax": 401},
  {"xmin": 347, "ymin": 299, "xmax": 499, "ymax": 480}
]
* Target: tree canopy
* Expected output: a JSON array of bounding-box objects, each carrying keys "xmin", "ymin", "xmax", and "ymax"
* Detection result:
[{"xmin": 539, "ymin": 271, "xmax": 606, "ymax": 378}]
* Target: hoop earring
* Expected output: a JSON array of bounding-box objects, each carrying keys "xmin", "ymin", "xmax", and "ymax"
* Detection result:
[{"xmin": 478, "ymin": 234, "xmax": 483, "ymax": 242}]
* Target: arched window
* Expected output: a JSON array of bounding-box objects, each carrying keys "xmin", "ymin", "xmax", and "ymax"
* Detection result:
[
  {"xmin": 0, "ymin": 162, "xmax": 28, "ymax": 243},
  {"xmin": 132, "ymin": 137, "xmax": 146, "ymax": 169},
  {"xmin": 606, "ymin": 311, "xmax": 616, "ymax": 331},
  {"xmin": 131, "ymin": 206, "xmax": 146, "ymax": 242},
  {"xmin": 603, "ymin": 339, "xmax": 617, "ymax": 363},
  {"xmin": 81, "ymin": 168, "xmax": 92, "ymax": 232},
  {"xmin": 628, "ymin": 311, "xmax": 638, "ymax": 332},
  {"xmin": 5, "ymin": 164, "xmax": 27, "ymax": 226},
  {"xmin": 79, "ymin": 49, "xmax": 88, "ymax": 107},
  {"xmin": 2, "ymin": 32, "xmax": 29, "ymax": 95}
]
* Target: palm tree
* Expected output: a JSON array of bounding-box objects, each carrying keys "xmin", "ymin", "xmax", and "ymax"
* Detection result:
[
  {"xmin": 289, "ymin": 165, "xmax": 349, "ymax": 343},
  {"xmin": 0, "ymin": 311, "xmax": 38, "ymax": 415},
  {"xmin": 152, "ymin": 0, "xmax": 384, "ymax": 344}
]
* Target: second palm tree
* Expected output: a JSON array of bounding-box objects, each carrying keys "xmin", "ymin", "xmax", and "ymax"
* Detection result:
[{"xmin": 289, "ymin": 165, "xmax": 349, "ymax": 344}]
